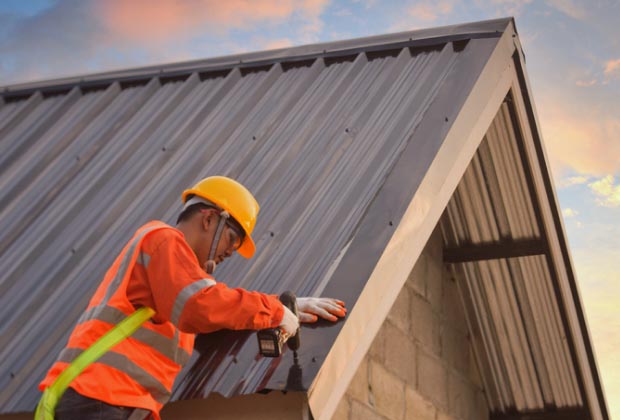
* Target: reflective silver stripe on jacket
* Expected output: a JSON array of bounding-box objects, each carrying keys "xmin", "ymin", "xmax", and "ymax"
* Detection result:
[
  {"xmin": 76, "ymin": 305, "xmax": 191, "ymax": 366},
  {"xmin": 103, "ymin": 226, "xmax": 160, "ymax": 303},
  {"xmin": 58, "ymin": 348, "xmax": 171, "ymax": 405},
  {"xmin": 137, "ymin": 251, "xmax": 150, "ymax": 268},
  {"xmin": 170, "ymin": 278, "xmax": 216, "ymax": 326}
]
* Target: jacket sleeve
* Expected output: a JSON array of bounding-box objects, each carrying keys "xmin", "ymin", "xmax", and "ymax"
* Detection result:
[{"xmin": 145, "ymin": 231, "xmax": 283, "ymax": 334}]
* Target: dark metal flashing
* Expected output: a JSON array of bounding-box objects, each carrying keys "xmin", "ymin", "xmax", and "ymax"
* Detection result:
[
  {"xmin": 491, "ymin": 407, "xmax": 590, "ymax": 420},
  {"xmin": 0, "ymin": 18, "xmax": 511, "ymax": 100},
  {"xmin": 444, "ymin": 238, "xmax": 546, "ymax": 263}
]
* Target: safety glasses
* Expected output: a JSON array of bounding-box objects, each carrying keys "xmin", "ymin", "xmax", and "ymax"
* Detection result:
[
  {"xmin": 225, "ymin": 221, "xmax": 243, "ymax": 251},
  {"xmin": 200, "ymin": 208, "xmax": 245, "ymax": 251}
]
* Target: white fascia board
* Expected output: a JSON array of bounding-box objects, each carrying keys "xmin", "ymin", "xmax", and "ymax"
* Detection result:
[{"xmin": 307, "ymin": 23, "xmax": 518, "ymax": 420}]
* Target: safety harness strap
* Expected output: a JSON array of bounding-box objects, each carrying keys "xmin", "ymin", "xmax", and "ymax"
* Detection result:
[{"xmin": 35, "ymin": 307, "xmax": 155, "ymax": 420}]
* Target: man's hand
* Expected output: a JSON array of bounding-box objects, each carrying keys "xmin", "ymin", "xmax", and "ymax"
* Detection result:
[{"xmin": 297, "ymin": 297, "xmax": 346, "ymax": 323}]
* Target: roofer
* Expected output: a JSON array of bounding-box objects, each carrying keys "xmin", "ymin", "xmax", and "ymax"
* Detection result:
[{"xmin": 38, "ymin": 176, "xmax": 346, "ymax": 420}]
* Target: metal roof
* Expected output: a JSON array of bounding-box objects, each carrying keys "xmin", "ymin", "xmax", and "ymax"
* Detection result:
[{"xmin": 0, "ymin": 18, "xmax": 607, "ymax": 419}]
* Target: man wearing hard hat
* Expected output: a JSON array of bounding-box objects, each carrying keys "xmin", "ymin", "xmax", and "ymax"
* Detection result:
[{"xmin": 39, "ymin": 176, "xmax": 346, "ymax": 420}]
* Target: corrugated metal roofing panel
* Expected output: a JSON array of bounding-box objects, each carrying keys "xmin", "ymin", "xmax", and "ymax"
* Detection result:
[
  {"xmin": 440, "ymin": 102, "xmax": 582, "ymax": 413},
  {"xmin": 0, "ymin": 31, "xmax": 492, "ymax": 411}
]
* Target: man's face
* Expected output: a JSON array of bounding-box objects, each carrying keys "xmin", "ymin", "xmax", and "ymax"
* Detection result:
[
  {"xmin": 202, "ymin": 209, "xmax": 243, "ymax": 264},
  {"xmin": 214, "ymin": 223, "xmax": 242, "ymax": 263}
]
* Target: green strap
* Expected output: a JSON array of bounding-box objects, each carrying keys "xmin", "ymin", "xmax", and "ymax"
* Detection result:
[{"xmin": 34, "ymin": 307, "xmax": 155, "ymax": 420}]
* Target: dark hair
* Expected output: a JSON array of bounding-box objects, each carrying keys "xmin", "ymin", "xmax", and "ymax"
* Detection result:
[
  {"xmin": 176, "ymin": 203, "xmax": 209, "ymax": 224},
  {"xmin": 176, "ymin": 201, "xmax": 246, "ymax": 244}
]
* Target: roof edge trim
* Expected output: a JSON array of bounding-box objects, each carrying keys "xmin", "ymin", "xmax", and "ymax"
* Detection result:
[{"xmin": 1, "ymin": 18, "xmax": 513, "ymax": 98}]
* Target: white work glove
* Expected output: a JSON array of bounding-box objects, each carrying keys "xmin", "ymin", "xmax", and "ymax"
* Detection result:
[
  {"xmin": 297, "ymin": 297, "xmax": 347, "ymax": 323},
  {"xmin": 279, "ymin": 304, "xmax": 300, "ymax": 336}
]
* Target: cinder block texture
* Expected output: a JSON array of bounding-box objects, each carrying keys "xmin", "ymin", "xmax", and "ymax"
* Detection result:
[
  {"xmin": 410, "ymin": 292, "xmax": 441, "ymax": 355},
  {"xmin": 334, "ymin": 228, "xmax": 489, "ymax": 420},
  {"xmin": 387, "ymin": 286, "xmax": 411, "ymax": 333},
  {"xmin": 405, "ymin": 387, "xmax": 436, "ymax": 420},
  {"xmin": 441, "ymin": 325, "xmax": 470, "ymax": 374},
  {"xmin": 350, "ymin": 400, "xmax": 390, "ymax": 420},
  {"xmin": 449, "ymin": 372, "xmax": 476, "ymax": 419},
  {"xmin": 383, "ymin": 323, "xmax": 416, "ymax": 385},
  {"xmin": 437, "ymin": 411, "xmax": 458, "ymax": 420},
  {"xmin": 441, "ymin": 273, "xmax": 469, "ymax": 334},
  {"xmin": 417, "ymin": 349, "xmax": 449, "ymax": 410},
  {"xmin": 369, "ymin": 361, "xmax": 406, "ymax": 420},
  {"xmin": 348, "ymin": 355, "xmax": 370, "ymax": 404}
]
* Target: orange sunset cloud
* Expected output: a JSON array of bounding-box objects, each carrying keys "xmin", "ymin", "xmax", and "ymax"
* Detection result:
[
  {"xmin": 537, "ymin": 98, "xmax": 620, "ymax": 178},
  {"xmin": 95, "ymin": 0, "xmax": 328, "ymax": 44},
  {"xmin": 604, "ymin": 58, "xmax": 620, "ymax": 79}
]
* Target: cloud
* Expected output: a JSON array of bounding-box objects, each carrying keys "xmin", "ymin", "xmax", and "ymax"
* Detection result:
[
  {"xmin": 0, "ymin": 0, "xmax": 111, "ymax": 85},
  {"xmin": 95, "ymin": 0, "xmax": 311, "ymax": 45},
  {"xmin": 569, "ymin": 224, "xmax": 620, "ymax": 418},
  {"xmin": 558, "ymin": 175, "xmax": 590, "ymax": 188},
  {"xmin": 262, "ymin": 38, "xmax": 294, "ymax": 50},
  {"xmin": 544, "ymin": 0, "xmax": 587, "ymax": 20},
  {"xmin": 588, "ymin": 175, "xmax": 620, "ymax": 207},
  {"xmin": 604, "ymin": 58, "xmax": 620, "ymax": 79},
  {"xmin": 575, "ymin": 78, "xmax": 597, "ymax": 87},
  {"xmin": 0, "ymin": 0, "xmax": 330, "ymax": 86},
  {"xmin": 333, "ymin": 8, "xmax": 353, "ymax": 17},
  {"xmin": 296, "ymin": 0, "xmax": 329, "ymax": 43},
  {"xmin": 407, "ymin": 0, "xmax": 455, "ymax": 21},
  {"xmin": 487, "ymin": 0, "xmax": 534, "ymax": 17},
  {"xmin": 562, "ymin": 208, "xmax": 579, "ymax": 217},
  {"xmin": 537, "ymin": 95, "xmax": 620, "ymax": 178},
  {"xmin": 351, "ymin": 0, "xmax": 378, "ymax": 8}
]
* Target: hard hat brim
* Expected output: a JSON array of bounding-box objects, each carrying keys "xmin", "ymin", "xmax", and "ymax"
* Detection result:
[{"xmin": 237, "ymin": 235, "xmax": 255, "ymax": 258}]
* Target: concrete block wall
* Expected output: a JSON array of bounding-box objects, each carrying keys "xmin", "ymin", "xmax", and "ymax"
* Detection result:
[{"xmin": 332, "ymin": 228, "xmax": 488, "ymax": 420}]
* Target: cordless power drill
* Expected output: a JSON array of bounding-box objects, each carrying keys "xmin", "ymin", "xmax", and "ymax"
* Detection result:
[{"xmin": 257, "ymin": 291, "xmax": 300, "ymax": 357}]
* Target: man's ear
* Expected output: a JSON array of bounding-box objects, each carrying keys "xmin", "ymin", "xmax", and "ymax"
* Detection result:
[{"xmin": 201, "ymin": 208, "xmax": 216, "ymax": 231}]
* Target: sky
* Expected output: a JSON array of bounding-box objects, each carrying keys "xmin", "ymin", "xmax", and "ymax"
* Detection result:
[{"xmin": 1, "ymin": 0, "xmax": 618, "ymax": 417}]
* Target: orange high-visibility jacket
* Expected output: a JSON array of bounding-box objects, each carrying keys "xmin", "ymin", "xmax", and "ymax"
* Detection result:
[{"xmin": 40, "ymin": 221, "xmax": 284, "ymax": 419}]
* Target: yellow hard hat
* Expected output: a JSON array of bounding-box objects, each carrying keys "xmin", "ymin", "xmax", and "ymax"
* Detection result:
[{"xmin": 182, "ymin": 176, "xmax": 259, "ymax": 258}]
